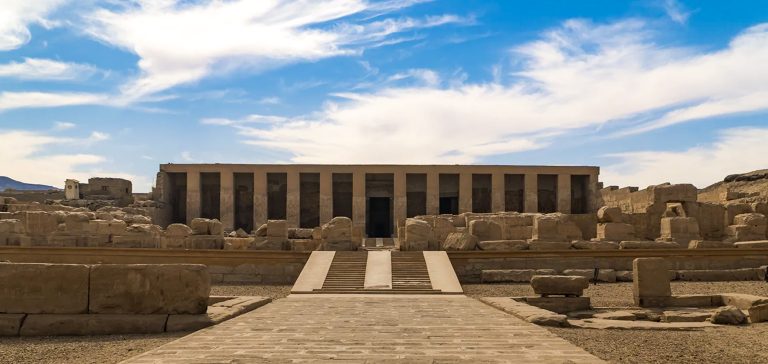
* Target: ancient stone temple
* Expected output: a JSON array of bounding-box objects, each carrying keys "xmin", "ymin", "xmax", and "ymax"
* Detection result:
[{"xmin": 154, "ymin": 164, "xmax": 600, "ymax": 236}]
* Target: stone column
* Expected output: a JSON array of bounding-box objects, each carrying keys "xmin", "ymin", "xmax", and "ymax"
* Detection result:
[
  {"xmin": 185, "ymin": 171, "xmax": 200, "ymax": 225},
  {"xmin": 426, "ymin": 172, "xmax": 439, "ymax": 215},
  {"xmin": 394, "ymin": 171, "xmax": 407, "ymax": 227},
  {"xmin": 253, "ymin": 171, "xmax": 267, "ymax": 229},
  {"xmin": 219, "ymin": 171, "xmax": 234, "ymax": 231},
  {"xmin": 352, "ymin": 171, "xmax": 366, "ymax": 232},
  {"xmin": 557, "ymin": 174, "xmax": 571, "ymax": 214},
  {"xmin": 492, "ymin": 173, "xmax": 504, "ymax": 212},
  {"xmin": 459, "ymin": 173, "xmax": 472, "ymax": 213},
  {"xmin": 286, "ymin": 171, "xmax": 300, "ymax": 228},
  {"xmin": 524, "ymin": 173, "xmax": 538, "ymax": 213},
  {"xmin": 319, "ymin": 171, "xmax": 332, "ymax": 225},
  {"xmin": 588, "ymin": 173, "xmax": 599, "ymax": 213}
]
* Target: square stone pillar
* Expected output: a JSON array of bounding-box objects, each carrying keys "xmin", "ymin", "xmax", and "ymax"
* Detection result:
[
  {"xmin": 426, "ymin": 172, "xmax": 439, "ymax": 215},
  {"xmin": 588, "ymin": 173, "xmax": 599, "ymax": 213},
  {"xmin": 185, "ymin": 171, "xmax": 200, "ymax": 225},
  {"xmin": 524, "ymin": 173, "xmax": 538, "ymax": 213},
  {"xmin": 253, "ymin": 171, "xmax": 267, "ymax": 229},
  {"xmin": 459, "ymin": 173, "xmax": 472, "ymax": 213},
  {"xmin": 557, "ymin": 174, "xmax": 571, "ymax": 214},
  {"xmin": 492, "ymin": 173, "xmax": 504, "ymax": 212},
  {"xmin": 219, "ymin": 171, "xmax": 234, "ymax": 231},
  {"xmin": 319, "ymin": 171, "xmax": 332, "ymax": 225},
  {"xmin": 394, "ymin": 171, "xmax": 407, "ymax": 227},
  {"xmin": 286, "ymin": 171, "xmax": 300, "ymax": 228},
  {"xmin": 352, "ymin": 171, "xmax": 366, "ymax": 232}
]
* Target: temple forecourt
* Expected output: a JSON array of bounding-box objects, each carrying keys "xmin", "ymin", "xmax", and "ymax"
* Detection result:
[{"xmin": 154, "ymin": 164, "xmax": 599, "ymax": 237}]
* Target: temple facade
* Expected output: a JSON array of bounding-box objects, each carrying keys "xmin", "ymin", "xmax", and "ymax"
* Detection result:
[{"xmin": 155, "ymin": 164, "xmax": 600, "ymax": 237}]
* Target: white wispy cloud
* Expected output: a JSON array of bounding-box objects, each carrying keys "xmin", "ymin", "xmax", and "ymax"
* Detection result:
[
  {"xmin": 0, "ymin": 0, "xmax": 67, "ymax": 50},
  {"xmin": 661, "ymin": 0, "xmax": 691, "ymax": 25},
  {"xmin": 0, "ymin": 129, "xmax": 147, "ymax": 189},
  {"xmin": 0, "ymin": 91, "xmax": 108, "ymax": 112},
  {"xmin": 53, "ymin": 121, "xmax": 76, "ymax": 130},
  {"xmin": 602, "ymin": 127, "xmax": 768, "ymax": 188},
  {"xmin": 204, "ymin": 19, "xmax": 768, "ymax": 164},
  {"xmin": 82, "ymin": 0, "xmax": 467, "ymax": 101},
  {"xmin": 0, "ymin": 58, "xmax": 97, "ymax": 80}
]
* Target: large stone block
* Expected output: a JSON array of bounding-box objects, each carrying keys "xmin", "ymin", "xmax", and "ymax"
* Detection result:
[
  {"xmin": 0, "ymin": 263, "xmax": 89, "ymax": 314},
  {"xmin": 432, "ymin": 217, "xmax": 456, "ymax": 243},
  {"xmin": 321, "ymin": 217, "xmax": 352, "ymax": 242},
  {"xmin": 633, "ymin": 258, "xmax": 671, "ymax": 307},
  {"xmin": 481, "ymin": 269, "xmax": 556, "ymax": 283},
  {"xmin": 0, "ymin": 314, "xmax": 25, "ymax": 336},
  {"xmin": 248, "ymin": 237, "xmax": 286, "ymax": 250},
  {"xmin": 597, "ymin": 206, "xmax": 623, "ymax": 223},
  {"xmin": 190, "ymin": 218, "xmax": 211, "ymax": 235},
  {"xmin": 688, "ymin": 240, "xmax": 734, "ymax": 249},
  {"xmin": 469, "ymin": 220, "xmax": 502, "ymax": 242},
  {"xmin": 596, "ymin": 223, "xmax": 635, "ymax": 241},
  {"xmin": 441, "ymin": 231, "xmax": 478, "ymax": 251},
  {"xmin": 165, "ymin": 223, "xmax": 193, "ymax": 237},
  {"xmin": 562, "ymin": 268, "xmax": 617, "ymax": 283},
  {"xmin": 185, "ymin": 235, "xmax": 224, "ymax": 249},
  {"xmin": 22, "ymin": 211, "xmax": 58, "ymax": 236},
  {"xmin": 89, "ymin": 264, "xmax": 210, "ymax": 314},
  {"xmin": 0, "ymin": 219, "xmax": 24, "ymax": 234},
  {"xmin": 267, "ymin": 220, "xmax": 288, "ymax": 238},
  {"xmin": 573, "ymin": 240, "xmax": 619, "ymax": 250},
  {"xmin": 522, "ymin": 296, "xmax": 591, "ymax": 314},
  {"xmin": 532, "ymin": 214, "xmax": 566, "ymax": 241},
  {"xmin": 477, "ymin": 240, "xmax": 527, "ymax": 251},
  {"xmin": 64, "ymin": 212, "xmax": 90, "ymax": 233},
  {"xmin": 531, "ymin": 275, "xmax": 589, "ymax": 297},
  {"xmin": 660, "ymin": 217, "xmax": 701, "ymax": 245},
  {"xmin": 405, "ymin": 219, "xmax": 433, "ymax": 243},
  {"xmin": 19, "ymin": 314, "xmax": 167, "ymax": 336}
]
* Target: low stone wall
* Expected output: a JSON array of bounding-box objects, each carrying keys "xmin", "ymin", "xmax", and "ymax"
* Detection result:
[
  {"xmin": 0, "ymin": 247, "xmax": 310, "ymax": 284},
  {"xmin": 0, "ymin": 262, "xmax": 212, "ymax": 336},
  {"xmin": 448, "ymin": 251, "xmax": 768, "ymax": 283}
]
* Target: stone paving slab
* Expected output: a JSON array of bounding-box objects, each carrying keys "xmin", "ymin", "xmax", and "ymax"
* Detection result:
[{"xmin": 123, "ymin": 295, "xmax": 603, "ymax": 363}]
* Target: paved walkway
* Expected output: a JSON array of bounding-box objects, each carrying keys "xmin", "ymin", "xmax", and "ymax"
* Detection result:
[{"xmin": 124, "ymin": 295, "xmax": 603, "ymax": 363}]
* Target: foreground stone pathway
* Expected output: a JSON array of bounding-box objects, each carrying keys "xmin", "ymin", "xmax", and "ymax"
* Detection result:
[{"xmin": 124, "ymin": 295, "xmax": 603, "ymax": 363}]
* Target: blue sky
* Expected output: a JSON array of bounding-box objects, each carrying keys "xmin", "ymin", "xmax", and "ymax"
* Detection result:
[{"xmin": 1, "ymin": 0, "xmax": 767, "ymax": 192}]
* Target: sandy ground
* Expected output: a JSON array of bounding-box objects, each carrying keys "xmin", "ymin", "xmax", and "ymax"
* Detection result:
[
  {"xmin": 2, "ymin": 282, "xmax": 767, "ymax": 363},
  {"xmin": 467, "ymin": 281, "xmax": 768, "ymax": 363}
]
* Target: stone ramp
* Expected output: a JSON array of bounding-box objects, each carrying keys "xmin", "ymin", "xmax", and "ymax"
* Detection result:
[
  {"xmin": 291, "ymin": 251, "xmax": 462, "ymax": 294},
  {"xmin": 122, "ymin": 295, "xmax": 604, "ymax": 363}
]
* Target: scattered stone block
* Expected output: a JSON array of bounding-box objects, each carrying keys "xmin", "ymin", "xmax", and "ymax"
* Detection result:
[
  {"xmin": 480, "ymin": 297, "xmax": 569, "ymax": 327},
  {"xmin": 720, "ymin": 293, "xmax": 768, "ymax": 310},
  {"xmin": 532, "ymin": 214, "xmax": 567, "ymax": 242},
  {"xmin": 616, "ymin": 270, "xmax": 633, "ymax": 282},
  {"xmin": 734, "ymin": 240, "xmax": 768, "ymax": 248},
  {"xmin": 528, "ymin": 241, "xmax": 571, "ymax": 250},
  {"xmin": 661, "ymin": 309, "xmax": 711, "ymax": 323},
  {"xmin": 222, "ymin": 237, "xmax": 254, "ymax": 250},
  {"xmin": 322, "ymin": 217, "xmax": 352, "ymax": 242},
  {"xmin": 0, "ymin": 263, "xmax": 89, "ymax": 314},
  {"xmin": 620, "ymin": 240, "xmax": 681, "ymax": 249},
  {"xmin": 20, "ymin": 314, "xmax": 167, "ymax": 336},
  {"xmin": 531, "ymin": 275, "xmax": 589, "ymax": 297},
  {"xmin": 469, "ymin": 220, "xmax": 502, "ymax": 242},
  {"xmin": 711, "ymin": 306, "xmax": 747, "ymax": 325},
  {"xmin": 749, "ymin": 303, "xmax": 768, "ymax": 323},
  {"xmin": 573, "ymin": 240, "xmax": 619, "ymax": 250},
  {"xmin": 633, "ymin": 258, "xmax": 671, "ymax": 307},
  {"xmin": 659, "ymin": 217, "xmax": 701, "ymax": 246},
  {"xmin": 477, "ymin": 239, "xmax": 527, "ymax": 250},
  {"xmin": 676, "ymin": 268, "xmax": 763, "ymax": 281},
  {"xmin": 165, "ymin": 223, "xmax": 193, "ymax": 237},
  {"xmin": 688, "ymin": 240, "xmax": 734, "ymax": 249},
  {"xmin": 596, "ymin": 223, "xmax": 635, "ymax": 241},
  {"xmin": 442, "ymin": 231, "xmax": 478, "ymax": 251},
  {"xmin": 190, "ymin": 218, "xmax": 211, "ymax": 235},
  {"xmin": 597, "ymin": 206, "xmax": 622, "ymax": 223},
  {"xmin": 481, "ymin": 269, "xmax": 557, "ymax": 283},
  {"xmin": 522, "ymin": 296, "xmax": 590, "ymax": 314},
  {"xmin": 562, "ymin": 268, "xmax": 617, "ymax": 283},
  {"xmin": 89, "ymin": 264, "xmax": 210, "ymax": 314},
  {"xmin": 266, "ymin": 220, "xmax": 288, "ymax": 238}
]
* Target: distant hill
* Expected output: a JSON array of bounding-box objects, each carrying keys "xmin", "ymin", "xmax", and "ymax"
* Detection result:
[
  {"xmin": 0, "ymin": 176, "xmax": 59, "ymax": 191},
  {"xmin": 700, "ymin": 169, "xmax": 768, "ymax": 203}
]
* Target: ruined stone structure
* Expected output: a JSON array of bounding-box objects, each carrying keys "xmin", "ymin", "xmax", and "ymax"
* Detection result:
[{"xmin": 154, "ymin": 164, "xmax": 600, "ymax": 237}]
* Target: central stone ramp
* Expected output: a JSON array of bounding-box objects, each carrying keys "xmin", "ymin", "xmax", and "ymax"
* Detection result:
[
  {"xmin": 123, "ymin": 295, "xmax": 604, "ymax": 363},
  {"xmin": 292, "ymin": 251, "xmax": 462, "ymax": 294}
]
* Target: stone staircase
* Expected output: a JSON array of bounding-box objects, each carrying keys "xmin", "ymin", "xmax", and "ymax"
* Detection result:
[{"xmin": 294, "ymin": 250, "xmax": 462, "ymax": 295}]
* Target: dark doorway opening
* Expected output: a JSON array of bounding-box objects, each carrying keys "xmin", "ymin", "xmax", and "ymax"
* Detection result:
[
  {"xmin": 439, "ymin": 173, "xmax": 459, "ymax": 215},
  {"xmin": 504, "ymin": 174, "xmax": 524, "ymax": 212},
  {"xmin": 537, "ymin": 174, "xmax": 558, "ymax": 213},
  {"xmin": 367, "ymin": 197, "xmax": 391, "ymax": 237},
  {"xmin": 234, "ymin": 173, "xmax": 254, "ymax": 232},
  {"xmin": 439, "ymin": 197, "xmax": 458, "ymax": 214},
  {"xmin": 200, "ymin": 172, "xmax": 221, "ymax": 219},
  {"xmin": 168, "ymin": 172, "xmax": 187, "ymax": 224},
  {"xmin": 571, "ymin": 175, "xmax": 590, "ymax": 214}
]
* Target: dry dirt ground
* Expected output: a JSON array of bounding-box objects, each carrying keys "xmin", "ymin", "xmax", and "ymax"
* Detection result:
[
  {"xmin": 1, "ymin": 282, "xmax": 767, "ymax": 363},
  {"xmin": 466, "ymin": 281, "xmax": 768, "ymax": 364}
]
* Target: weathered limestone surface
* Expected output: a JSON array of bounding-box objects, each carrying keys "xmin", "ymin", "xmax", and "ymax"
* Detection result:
[
  {"xmin": 710, "ymin": 306, "xmax": 747, "ymax": 325},
  {"xmin": 633, "ymin": 258, "xmax": 671, "ymax": 307},
  {"xmin": 562, "ymin": 268, "xmax": 617, "ymax": 283},
  {"xmin": 659, "ymin": 217, "xmax": 701, "ymax": 246},
  {"xmin": 477, "ymin": 239, "xmax": 527, "ymax": 251},
  {"xmin": 529, "ymin": 241, "xmax": 572, "ymax": 250},
  {"xmin": 20, "ymin": 314, "xmax": 168, "ymax": 336},
  {"xmin": 620, "ymin": 240, "xmax": 682, "ymax": 249},
  {"xmin": 0, "ymin": 314, "xmax": 25, "ymax": 336},
  {"xmin": 596, "ymin": 222, "xmax": 635, "ymax": 241},
  {"xmin": 442, "ymin": 231, "xmax": 478, "ymax": 251},
  {"xmin": 89, "ymin": 264, "xmax": 210, "ymax": 314},
  {"xmin": 0, "ymin": 263, "xmax": 89, "ymax": 314},
  {"xmin": 596, "ymin": 206, "xmax": 622, "ymax": 223},
  {"xmin": 481, "ymin": 269, "xmax": 557, "ymax": 283},
  {"xmin": 404, "ymin": 219, "xmax": 434, "ymax": 250},
  {"xmin": 469, "ymin": 220, "xmax": 502, "ymax": 242},
  {"xmin": 531, "ymin": 275, "xmax": 589, "ymax": 297},
  {"xmin": 573, "ymin": 240, "xmax": 619, "ymax": 250},
  {"xmin": 522, "ymin": 296, "xmax": 591, "ymax": 314}
]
